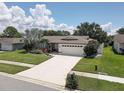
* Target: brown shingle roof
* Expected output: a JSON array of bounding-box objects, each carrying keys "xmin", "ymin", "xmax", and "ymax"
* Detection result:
[
  {"xmin": 0, "ymin": 38, "xmax": 24, "ymax": 44},
  {"xmin": 114, "ymin": 34, "xmax": 124, "ymax": 43},
  {"xmin": 43, "ymin": 36, "xmax": 92, "ymax": 44}
]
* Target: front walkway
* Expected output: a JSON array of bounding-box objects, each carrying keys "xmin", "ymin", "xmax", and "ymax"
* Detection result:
[
  {"xmin": 17, "ymin": 54, "xmax": 81, "ymax": 87},
  {"xmin": 0, "ymin": 60, "xmax": 35, "ymax": 67},
  {"xmin": 71, "ymin": 71, "xmax": 124, "ymax": 84}
]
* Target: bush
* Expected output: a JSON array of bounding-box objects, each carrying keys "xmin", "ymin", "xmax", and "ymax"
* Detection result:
[
  {"xmin": 84, "ymin": 40, "xmax": 99, "ymax": 58},
  {"xmin": 30, "ymin": 49, "xmax": 43, "ymax": 54},
  {"xmin": 66, "ymin": 73, "xmax": 78, "ymax": 90}
]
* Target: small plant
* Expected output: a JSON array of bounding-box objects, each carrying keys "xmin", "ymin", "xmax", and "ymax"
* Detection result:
[{"xmin": 66, "ymin": 73, "xmax": 78, "ymax": 90}]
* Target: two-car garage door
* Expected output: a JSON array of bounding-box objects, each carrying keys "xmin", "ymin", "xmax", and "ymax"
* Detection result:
[{"xmin": 58, "ymin": 44, "xmax": 84, "ymax": 56}]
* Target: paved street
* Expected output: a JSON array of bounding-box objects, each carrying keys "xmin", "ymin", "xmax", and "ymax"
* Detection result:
[{"xmin": 0, "ymin": 74, "xmax": 57, "ymax": 91}]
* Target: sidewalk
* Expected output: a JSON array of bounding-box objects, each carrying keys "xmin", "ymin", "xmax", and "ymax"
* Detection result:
[
  {"xmin": 71, "ymin": 71, "xmax": 124, "ymax": 84},
  {"xmin": 0, "ymin": 60, "xmax": 35, "ymax": 67}
]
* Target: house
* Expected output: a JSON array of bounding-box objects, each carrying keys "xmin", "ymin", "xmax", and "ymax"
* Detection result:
[
  {"xmin": 44, "ymin": 36, "xmax": 103, "ymax": 56},
  {"xmin": 113, "ymin": 34, "xmax": 124, "ymax": 54},
  {"xmin": 0, "ymin": 38, "xmax": 24, "ymax": 51}
]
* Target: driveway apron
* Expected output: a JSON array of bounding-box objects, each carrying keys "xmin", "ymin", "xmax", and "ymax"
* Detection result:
[{"xmin": 17, "ymin": 54, "xmax": 81, "ymax": 87}]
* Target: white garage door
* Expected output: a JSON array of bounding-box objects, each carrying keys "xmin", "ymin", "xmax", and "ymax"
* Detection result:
[
  {"xmin": 1, "ymin": 43, "xmax": 12, "ymax": 50},
  {"xmin": 58, "ymin": 44, "xmax": 84, "ymax": 56}
]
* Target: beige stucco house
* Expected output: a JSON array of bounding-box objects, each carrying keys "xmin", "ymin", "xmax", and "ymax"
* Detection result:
[
  {"xmin": 113, "ymin": 34, "xmax": 124, "ymax": 54},
  {"xmin": 44, "ymin": 36, "xmax": 103, "ymax": 56}
]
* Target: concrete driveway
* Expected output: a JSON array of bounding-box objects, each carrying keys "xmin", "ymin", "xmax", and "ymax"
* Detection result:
[{"xmin": 17, "ymin": 54, "xmax": 81, "ymax": 87}]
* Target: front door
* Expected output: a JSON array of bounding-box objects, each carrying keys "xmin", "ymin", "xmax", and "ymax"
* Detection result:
[{"xmin": 52, "ymin": 43, "xmax": 58, "ymax": 52}]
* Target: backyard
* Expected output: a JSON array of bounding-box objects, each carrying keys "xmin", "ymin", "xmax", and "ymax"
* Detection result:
[
  {"xmin": 73, "ymin": 46, "xmax": 124, "ymax": 78},
  {"xmin": 0, "ymin": 50, "xmax": 51, "ymax": 65}
]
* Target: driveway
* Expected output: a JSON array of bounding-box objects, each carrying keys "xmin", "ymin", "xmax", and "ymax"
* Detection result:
[{"xmin": 17, "ymin": 54, "xmax": 81, "ymax": 87}]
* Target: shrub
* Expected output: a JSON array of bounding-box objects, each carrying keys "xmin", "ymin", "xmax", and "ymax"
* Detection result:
[
  {"xmin": 66, "ymin": 73, "xmax": 78, "ymax": 90},
  {"xmin": 30, "ymin": 49, "xmax": 43, "ymax": 54},
  {"xmin": 84, "ymin": 40, "xmax": 99, "ymax": 58},
  {"xmin": 23, "ymin": 40, "xmax": 34, "ymax": 52}
]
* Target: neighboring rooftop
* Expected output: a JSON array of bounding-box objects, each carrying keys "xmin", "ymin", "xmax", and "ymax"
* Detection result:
[
  {"xmin": 43, "ymin": 36, "xmax": 92, "ymax": 44},
  {"xmin": 0, "ymin": 38, "xmax": 24, "ymax": 44},
  {"xmin": 114, "ymin": 34, "xmax": 124, "ymax": 43}
]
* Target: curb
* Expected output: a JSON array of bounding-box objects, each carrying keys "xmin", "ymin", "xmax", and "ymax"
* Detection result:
[{"xmin": 14, "ymin": 75, "xmax": 65, "ymax": 91}]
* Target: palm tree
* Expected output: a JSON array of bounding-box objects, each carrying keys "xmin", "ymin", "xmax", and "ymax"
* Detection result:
[{"xmin": 24, "ymin": 28, "xmax": 49, "ymax": 52}]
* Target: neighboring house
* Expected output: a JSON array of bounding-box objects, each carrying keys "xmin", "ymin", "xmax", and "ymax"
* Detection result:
[
  {"xmin": 113, "ymin": 34, "xmax": 124, "ymax": 54},
  {"xmin": 0, "ymin": 38, "xmax": 24, "ymax": 51},
  {"xmin": 44, "ymin": 36, "xmax": 103, "ymax": 56}
]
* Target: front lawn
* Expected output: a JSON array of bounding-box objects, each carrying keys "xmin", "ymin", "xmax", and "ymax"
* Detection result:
[
  {"xmin": 73, "ymin": 47, "xmax": 124, "ymax": 78},
  {"xmin": 77, "ymin": 76, "xmax": 124, "ymax": 91},
  {"xmin": 0, "ymin": 63, "xmax": 29, "ymax": 74},
  {"xmin": 0, "ymin": 50, "xmax": 51, "ymax": 65}
]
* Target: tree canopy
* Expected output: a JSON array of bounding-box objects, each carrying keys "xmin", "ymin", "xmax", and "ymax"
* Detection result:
[
  {"xmin": 2, "ymin": 26, "xmax": 22, "ymax": 38},
  {"xmin": 43, "ymin": 30, "xmax": 70, "ymax": 36},
  {"xmin": 73, "ymin": 22, "xmax": 108, "ymax": 44},
  {"xmin": 117, "ymin": 28, "xmax": 124, "ymax": 34}
]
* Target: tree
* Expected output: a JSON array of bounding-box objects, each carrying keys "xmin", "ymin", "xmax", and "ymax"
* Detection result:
[
  {"xmin": 73, "ymin": 22, "xmax": 108, "ymax": 44},
  {"xmin": 117, "ymin": 28, "xmax": 124, "ymax": 34},
  {"xmin": 62, "ymin": 31, "xmax": 70, "ymax": 36},
  {"xmin": 2, "ymin": 26, "xmax": 22, "ymax": 38},
  {"xmin": 104, "ymin": 35, "xmax": 113, "ymax": 46},
  {"xmin": 24, "ymin": 28, "xmax": 48, "ymax": 52},
  {"xmin": 43, "ymin": 30, "xmax": 70, "ymax": 36},
  {"xmin": 66, "ymin": 73, "xmax": 78, "ymax": 90},
  {"xmin": 84, "ymin": 40, "xmax": 99, "ymax": 57}
]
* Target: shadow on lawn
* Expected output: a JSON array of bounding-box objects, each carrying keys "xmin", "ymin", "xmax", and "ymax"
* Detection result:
[{"xmin": 17, "ymin": 50, "xmax": 27, "ymax": 54}]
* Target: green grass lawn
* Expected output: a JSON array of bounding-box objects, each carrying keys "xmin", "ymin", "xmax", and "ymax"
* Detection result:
[
  {"xmin": 0, "ymin": 63, "xmax": 29, "ymax": 74},
  {"xmin": 0, "ymin": 50, "xmax": 51, "ymax": 65},
  {"xmin": 77, "ymin": 76, "xmax": 124, "ymax": 91},
  {"xmin": 73, "ymin": 47, "xmax": 124, "ymax": 78}
]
